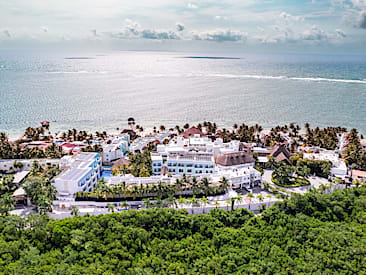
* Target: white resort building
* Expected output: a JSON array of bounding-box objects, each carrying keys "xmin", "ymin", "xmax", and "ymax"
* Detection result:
[
  {"xmin": 101, "ymin": 133, "xmax": 130, "ymax": 163},
  {"xmin": 53, "ymin": 152, "xmax": 102, "ymax": 196}
]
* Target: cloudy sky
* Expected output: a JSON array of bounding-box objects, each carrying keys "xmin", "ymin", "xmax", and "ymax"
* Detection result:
[{"xmin": 1, "ymin": 0, "xmax": 366, "ymax": 53}]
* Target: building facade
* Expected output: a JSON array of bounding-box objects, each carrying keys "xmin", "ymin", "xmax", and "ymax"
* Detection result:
[
  {"xmin": 53, "ymin": 152, "xmax": 102, "ymax": 196},
  {"xmin": 102, "ymin": 133, "xmax": 130, "ymax": 163}
]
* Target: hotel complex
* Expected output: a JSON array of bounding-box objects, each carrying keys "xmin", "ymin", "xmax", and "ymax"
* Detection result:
[{"xmin": 53, "ymin": 152, "xmax": 102, "ymax": 196}]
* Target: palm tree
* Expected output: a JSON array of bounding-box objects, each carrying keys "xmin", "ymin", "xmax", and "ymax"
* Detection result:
[
  {"xmin": 142, "ymin": 198, "xmax": 151, "ymax": 209},
  {"xmin": 0, "ymin": 194, "xmax": 15, "ymax": 216},
  {"xmin": 236, "ymin": 194, "xmax": 243, "ymax": 208},
  {"xmin": 219, "ymin": 177, "xmax": 230, "ymax": 193},
  {"xmin": 225, "ymin": 199, "xmax": 231, "ymax": 211},
  {"xmin": 122, "ymin": 201, "xmax": 129, "ymax": 209},
  {"xmin": 230, "ymin": 197, "xmax": 236, "ymax": 211},
  {"xmin": 188, "ymin": 196, "xmax": 198, "ymax": 214},
  {"xmin": 200, "ymin": 196, "xmax": 209, "ymax": 214},
  {"xmin": 177, "ymin": 196, "xmax": 186, "ymax": 208},
  {"xmin": 107, "ymin": 203, "xmax": 116, "ymax": 213},
  {"xmin": 71, "ymin": 206, "xmax": 79, "ymax": 217},
  {"xmin": 247, "ymin": 193, "xmax": 254, "ymax": 209}
]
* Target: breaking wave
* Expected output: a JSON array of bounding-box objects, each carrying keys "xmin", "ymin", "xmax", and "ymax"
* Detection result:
[
  {"xmin": 46, "ymin": 71, "xmax": 108, "ymax": 74},
  {"xmin": 207, "ymin": 73, "xmax": 366, "ymax": 84}
]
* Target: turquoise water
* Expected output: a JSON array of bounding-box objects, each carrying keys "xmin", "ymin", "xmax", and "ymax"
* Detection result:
[{"xmin": 0, "ymin": 50, "xmax": 365, "ymax": 136}]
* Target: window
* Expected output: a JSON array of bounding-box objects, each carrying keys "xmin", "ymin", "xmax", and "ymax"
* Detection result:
[
  {"xmin": 187, "ymin": 169, "xmax": 192, "ymax": 173},
  {"xmin": 179, "ymin": 169, "xmax": 184, "ymax": 173}
]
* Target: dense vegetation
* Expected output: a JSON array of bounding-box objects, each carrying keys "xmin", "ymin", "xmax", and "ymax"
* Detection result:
[
  {"xmin": 290, "ymin": 154, "xmax": 332, "ymax": 178},
  {"xmin": 0, "ymin": 133, "xmax": 63, "ymax": 159},
  {"xmin": 75, "ymin": 176, "xmax": 229, "ymax": 201},
  {"xmin": 343, "ymin": 129, "xmax": 366, "ymax": 171},
  {"xmin": 0, "ymin": 161, "xmax": 59, "ymax": 216},
  {"xmin": 1, "ymin": 187, "xmax": 366, "ymax": 273},
  {"xmin": 304, "ymin": 124, "xmax": 346, "ymax": 150}
]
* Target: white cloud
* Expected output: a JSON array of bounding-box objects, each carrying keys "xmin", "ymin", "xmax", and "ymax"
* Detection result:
[
  {"xmin": 279, "ymin": 12, "xmax": 304, "ymax": 22},
  {"xmin": 187, "ymin": 3, "xmax": 198, "ymax": 9},
  {"xmin": 192, "ymin": 29, "xmax": 247, "ymax": 42},
  {"xmin": 215, "ymin": 15, "xmax": 228, "ymax": 20}
]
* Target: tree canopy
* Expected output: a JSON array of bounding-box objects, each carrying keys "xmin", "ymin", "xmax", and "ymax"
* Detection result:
[{"xmin": 1, "ymin": 187, "xmax": 366, "ymax": 273}]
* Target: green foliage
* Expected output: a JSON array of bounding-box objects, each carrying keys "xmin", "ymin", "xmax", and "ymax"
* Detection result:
[
  {"xmin": 305, "ymin": 125, "xmax": 345, "ymax": 150},
  {"xmin": 128, "ymin": 149, "xmax": 153, "ymax": 177},
  {"xmin": 23, "ymin": 162, "xmax": 58, "ymax": 215},
  {"xmin": 0, "ymin": 132, "xmax": 63, "ymax": 159},
  {"xmin": 343, "ymin": 129, "xmax": 366, "ymax": 171},
  {"xmin": 1, "ymin": 188, "xmax": 366, "ymax": 273},
  {"xmin": 291, "ymin": 154, "xmax": 332, "ymax": 178}
]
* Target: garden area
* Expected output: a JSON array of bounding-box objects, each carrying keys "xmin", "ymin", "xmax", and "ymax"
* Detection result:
[{"xmin": 272, "ymin": 162, "xmax": 311, "ymax": 188}]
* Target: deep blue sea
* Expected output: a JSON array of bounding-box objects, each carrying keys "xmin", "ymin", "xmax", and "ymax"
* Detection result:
[{"xmin": 0, "ymin": 50, "xmax": 365, "ymax": 137}]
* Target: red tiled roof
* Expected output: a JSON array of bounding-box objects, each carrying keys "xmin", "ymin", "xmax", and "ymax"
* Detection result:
[
  {"xmin": 352, "ymin": 170, "xmax": 366, "ymax": 178},
  {"xmin": 183, "ymin": 126, "xmax": 205, "ymax": 139},
  {"xmin": 215, "ymin": 151, "xmax": 255, "ymax": 167}
]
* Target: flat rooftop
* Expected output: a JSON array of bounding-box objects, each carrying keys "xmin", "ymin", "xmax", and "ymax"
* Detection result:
[{"xmin": 57, "ymin": 168, "xmax": 89, "ymax": 182}]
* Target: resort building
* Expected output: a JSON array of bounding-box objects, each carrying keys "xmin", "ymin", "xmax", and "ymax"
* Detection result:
[
  {"xmin": 53, "ymin": 152, "xmax": 102, "ymax": 196},
  {"xmin": 303, "ymin": 150, "xmax": 347, "ymax": 179},
  {"xmin": 269, "ymin": 144, "xmax": 291, "ymax": 164},
  {"xmin": 101, "ymin": 133, "xmax": 130, "ymax": 163},
  {"xmin": 151, "ymin": 152, "xmax": 215, "ymax": 176},
  {"xmin": 129, "ymin": 132, "xmax": 171, "ymax": 153},
  {"xmin": 361, "ymin": 139, "xmax": 366, "ymax": 151},
  {"xmin": 214, "ymin": 151, "xmax": 261, "ymax": 189},
  {"xmin": 350, "ymin": 170, "xmax": 366, "ymax": 184}
]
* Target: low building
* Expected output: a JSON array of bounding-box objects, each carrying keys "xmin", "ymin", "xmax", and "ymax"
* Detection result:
[
  {"xmin": 303, "ymin": 150, "xmax": 347, "ymax": 179},
  {"xmin": 0, "ymin": 159, "xmax": 60, "ymax": 173},
  {"xmin": 214, "ymin": 151, "xmax": 261, "ymax": 189},
  {"xmin": 102, "ymin": 133, "xmax": 130, "ymax": 163},
  {"xmin": 213, "ymin": 166, "xmax": 262, "ymax": 190},
  {"xmin": 350, "ymin": 170, "xmax": 366, "ymax": 184},
  {"xmin": 361, "ymin": 139, "xmax": 366, "ymax": 151},
  {"xmin": 269, "ymin": 144, "xmax": 291, "ymax": 164},
  {"xmin": 182, "ymin": 126, "xmax": 205, "ymax": 139},
  {"xmin": 53, "ymin": 152, "xmax": 102, "ymax": 196},
  {"xmin": 130, "ymin": 132, "xmax": 171, "ymax": 153}
]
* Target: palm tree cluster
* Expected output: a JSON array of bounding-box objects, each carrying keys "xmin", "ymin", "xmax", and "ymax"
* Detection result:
[
  {"xmin": 0, "ymin": 133, "xmax": 63, "ymax": 159},
  {"xmin": 23, "ymin": 162, "xmax": 59, "ymax": 215},
  {"xmin": 127, "ymin": 148, "xmax": 153, "ymax": 177},
  {"xmin": 304, "ymin": 124, "xmax": 346, "ymax": 150},
  {"xmin": 75, "ymin": 176, "xmax": 229, "ymax": 202},
  {"xmin": 24, "ymin": 127, "xmax": 49, "ymax": 141},
  {"xmin": 343, "ymin": 129, "xmax": 366, "ymax": 170},
  {"xmin": 59, "ymin": 129, "xmax": 107, "ymax": 143},
  {"xmin": 272, "ymin": 161, "xmax": 311, "ymax": 187}
]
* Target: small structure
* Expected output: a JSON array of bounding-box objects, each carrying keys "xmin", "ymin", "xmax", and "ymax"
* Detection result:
[
  {"xmin": 215, "ymin": 151, "xmax": 256, "ymax": 168},
  {"xmin": 269, "ymin": 144, "xmax": 291, "ymax": 164},
  {"xmin": 182, "ymin": 126, "xmax": 205, "ymax": 139},
  {"xmin": 350, "ymin": 170, "xmax": 366, "ymax": 184},
  {"xmin": 41, "ymin": 121, "xmax": 50, "ymax": 128},
  {"xmin": 12, "ymin": 187, "xmax": 27, "ymax": 205}
]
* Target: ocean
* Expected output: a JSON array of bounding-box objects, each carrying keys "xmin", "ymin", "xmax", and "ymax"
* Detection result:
[{"xmin": 0, "ymin": 50, "xmax": 365, "ymax": 137}]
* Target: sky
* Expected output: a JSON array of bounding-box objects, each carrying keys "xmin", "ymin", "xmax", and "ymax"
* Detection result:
[{"xmin": 1, "ymin": 0, "xmax": 366, "ymax": 53}]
